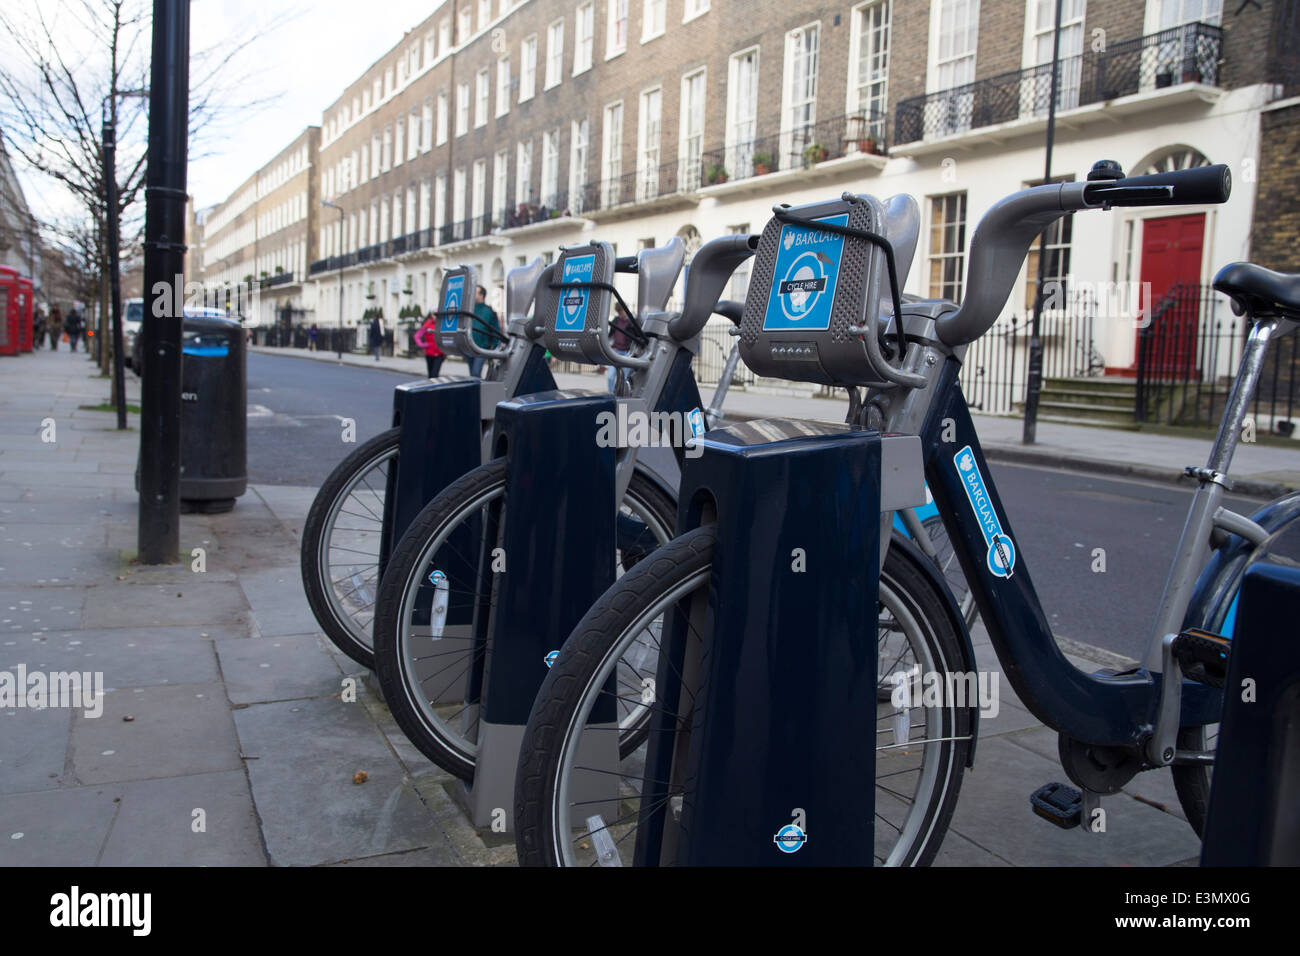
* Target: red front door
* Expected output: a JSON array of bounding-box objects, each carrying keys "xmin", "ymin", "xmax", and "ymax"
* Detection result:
[{"xmin": 1138, "ymin": 213, "xmax": 1205, "ymax": 376}]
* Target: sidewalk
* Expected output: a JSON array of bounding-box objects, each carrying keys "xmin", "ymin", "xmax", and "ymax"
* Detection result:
[
  {"xmin": 254, "ymin": 344, "xmax": 1300, "ymax": 496},
  {"xmin": 0, "ymin": 348, "xmax": 1231, "ymax": 866}
]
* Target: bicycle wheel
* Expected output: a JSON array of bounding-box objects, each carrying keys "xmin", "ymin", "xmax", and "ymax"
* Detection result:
[
  {"xmin": 301, "ymin": 427, "xmax": 399, "ymax": 669},
  {"xmin": 515, "ymin": 526, "xmax": 974, "ymax": 866},
  {"xmin": 921, "ymin": 514, "xmax": 978, "ymax": 629},
  {"xmin": 1172, "ymin": 510, "xmax": 1300, "ymax": 835},
  {"xmin": 372, "ymin": 458, "xmax": 677, "ymax": 781}
]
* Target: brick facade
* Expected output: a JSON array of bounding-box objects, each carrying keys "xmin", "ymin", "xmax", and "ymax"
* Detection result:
[{"xmin": 1250, "ymin": 102, "xmax": 1300, "ymax": 272}]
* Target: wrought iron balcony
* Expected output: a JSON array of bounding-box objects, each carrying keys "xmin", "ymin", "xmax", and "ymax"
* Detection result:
[
  {"xmin": 308, "ymin": 251, "xmax": 358, "ymax": 276},
  {"xmin": 498, "ymin": 189, "xmax": 572, "ymax": 229},
  {"xmin": 582, "ymin": 158, "xmax": 703, "ymax": 214},
  {"xmin": 437, "ymin": 215, "xmax": 495, "ymax": 245},
  {"xmin": 895, "ymin": 22, "xmax": 1223, "ymax": 145},
  {"xmin": 700, "ymin": 110, "xmax": 887, "ymax": 185}
]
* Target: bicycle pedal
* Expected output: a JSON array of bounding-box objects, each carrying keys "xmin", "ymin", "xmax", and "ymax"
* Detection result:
[
  {"xmin": 1171, "ymin": 627, "xmax": 1231, "ymax": 689},
  {"xmin": 1030, "ymin": 782, "xmax": 1083, "ymax": 829}
]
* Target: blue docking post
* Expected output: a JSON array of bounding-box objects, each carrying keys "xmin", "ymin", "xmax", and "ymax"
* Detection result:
[
  {"xmin": 636, "ymin": 420, "xmax": 886, "ymax": 865},
  {"xmin": 464, "ymin": 389, "xmax": 621, "ymax": 827},
  {"xmin": 1201, "ymin": 562, "xmax": 1300, "ymax": 866}
]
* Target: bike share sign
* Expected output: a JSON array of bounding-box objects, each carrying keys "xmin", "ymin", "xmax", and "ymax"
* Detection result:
[
  {"xmin": 440, "ymin": 274, "xmax": 466, "ymax": 335},
  {"xmin": 556, "ymin": 254, "xmax": 594, "ymax": 332},
  {"xmin": 762, "ymin": 213, "xmax": 848, "ymax": 332},
  {"xmin": 954, "ymin": 445, "xmax": 1016, "ymax": 578}
]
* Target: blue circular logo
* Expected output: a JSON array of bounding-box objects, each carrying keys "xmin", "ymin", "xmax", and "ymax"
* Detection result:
[
  {"xmin": 544, "ymin": 650, "xmax": 559, "ymax": 668},
  {"xmin": 773, "ymin": 824, "xmax": 807, "ymax": 854},
  {"xmin": 986, "ymin": 533, "xmax": 1016, "ymax": 578}
]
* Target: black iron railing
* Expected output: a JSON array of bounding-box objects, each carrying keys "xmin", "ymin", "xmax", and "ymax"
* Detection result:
[
  {"xmin": 309, "ymin": 252, "xmax": 357, "ymax": 276},
  {"xmin": 583, "ymin": 158, "xmax": 695, "ymax": 213},
  {"xmin": 261, "ymin": 271, "xmax": 295, "ymax": 288},
  {"xmin": 438, "ymin": 214, "xmax": 494, "ymax": 244},
  {"xmin": 896, "ymin": 22, "xmax": 1222, "ymax": 144},
  {"xmin": 1130, "ymin": 283, "xmax": 1292, "ymax": 430},
  {"xmin": 700, "ymin": 110, "xmax": 887, "ymax": 185},
  {"xmin": 959, "ymin": 287, "xmax": 1102, "ymax": 416},
  {"xmin": 499, "ymin": 189, "xmax": 572, "ymax": 228}
]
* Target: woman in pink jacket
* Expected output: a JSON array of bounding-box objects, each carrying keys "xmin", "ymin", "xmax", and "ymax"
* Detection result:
[{"xmin": 413, "ymin": 312, "xmax": 445, "ymax": 378}]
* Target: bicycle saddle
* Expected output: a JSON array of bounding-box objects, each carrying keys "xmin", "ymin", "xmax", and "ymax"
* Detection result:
[{"xmin": 1213, "ymin": 262, "xmax": 1300, "ymax": 320}]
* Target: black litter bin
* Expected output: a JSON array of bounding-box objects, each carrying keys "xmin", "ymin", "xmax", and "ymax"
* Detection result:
[{"xmin": 179, "ymin": 316, "xmax": 247, "ymax": 513}]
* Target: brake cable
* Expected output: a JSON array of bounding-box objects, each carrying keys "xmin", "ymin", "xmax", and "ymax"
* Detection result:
[{"xmin": 548, "ymin": 279, "xmax": 651, "ymax": 348}]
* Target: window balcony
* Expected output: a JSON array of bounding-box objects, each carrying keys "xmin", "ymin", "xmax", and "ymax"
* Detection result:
[
  {"xmin": 308, "ymin": 252, "xmax": 358, "ymax": 276},
  {"xmin": 582, "ymin": 159, "xmax": 699, "ymax": 221},
  {"xmin": 894, "ymin": 22, "xmax": 1223, "ymax": 151},
  {"xmin": 697, "ymin": 110, "xmax": 888, "ymax": 198}
]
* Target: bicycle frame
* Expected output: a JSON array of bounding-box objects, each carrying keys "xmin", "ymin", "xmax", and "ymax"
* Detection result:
[{"xmin": 913, "ymin": 357, "xmax": 1222, "ymax": 750}]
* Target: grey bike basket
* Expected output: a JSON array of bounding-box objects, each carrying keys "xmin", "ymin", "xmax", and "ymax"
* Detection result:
[
  {"xmin": 434, "ymin": 264, "xmax": 483, "ymax": 357},
  {"xmin": 541, "ymin": 241, "xmax": 615, "ymax": 364},
  {"xmin": 738, "ymin": 194, "xmax": 886, "ymax": 387}
]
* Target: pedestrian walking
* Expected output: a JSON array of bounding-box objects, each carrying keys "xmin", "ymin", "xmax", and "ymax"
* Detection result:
[
  {"xmin": 33, "ymin": 307, "xmax": 45, "ymax": 349},
  {"xmin": 65, "ymin": 307, "xmax": 84, "ymax": 352},
  {"xmin": 468, "ymin": 285, "xmax": 500, "ymax": 378},
  {"xmin": 308, "ymin": 323, "xmax": 319, "ymax": 351},
  {"xmin": 607, "ymin": 302, "xmax": 635, "ymax": 391},
  {"xmin": 413, "ymin": 311, "xmax": 446, "ymax": 378},
  {"xmin": 369, "ymin": 314, "xmax": 383, "ymax": 361},
  {"xmin": 47, "ymin": 306, "xmax": 63, "ymax": 350}
]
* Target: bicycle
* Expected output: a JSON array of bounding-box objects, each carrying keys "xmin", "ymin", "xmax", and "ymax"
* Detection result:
[
  {"xmin": 300, "ymin": 259, "xmax": 553, "ymax": 668},
  {"xmin": 369, "ymin": 236, "xmax": 764, "ymax": 781},
  {"xmin": 514, "ymin": 161, "xmax": 1300, "ymax": 866}
]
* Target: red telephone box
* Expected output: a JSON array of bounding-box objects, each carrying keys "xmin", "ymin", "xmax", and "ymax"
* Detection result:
[
  {"xmin": 0, "ymin": 267, "xmax": 18, "ymax": 357},
  {"xmin": 16, "ymin": 276, "xmax": 33, "ymax": 352}
]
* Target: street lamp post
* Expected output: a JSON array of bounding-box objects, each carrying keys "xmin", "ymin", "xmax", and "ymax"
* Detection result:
[
  {"xmin": 322, "ymin": 200, "xmax": 345, "ymax": 360},
  {"xmin": 1022, "ymin": 0, "xmax": 1065, "ymax": 446}
]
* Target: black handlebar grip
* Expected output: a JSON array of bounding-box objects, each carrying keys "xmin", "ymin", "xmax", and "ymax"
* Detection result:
[
  {"xmin": 614, "ymin": 255, "xmax": 639, "ymax": 273},
  {"xmin": 1101, "ymin": 163, "xmax": 1232, "ymax": 206},
  {"xmin": 713, "ymin": 300, "xmax": 744, "ymax": 325}
]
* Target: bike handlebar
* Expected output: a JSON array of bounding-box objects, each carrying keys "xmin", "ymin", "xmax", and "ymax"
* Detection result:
[
  {"xmin": 668, "ymin": 234, "xmax": 759, "ymax": 341},
  {"xmin": 936, "ymin": 164, "xmax": 1232, "ymax": 348},
  {"xmin": 1084, "ymin": 163, "xmax": 1232, "ymax": 207}
]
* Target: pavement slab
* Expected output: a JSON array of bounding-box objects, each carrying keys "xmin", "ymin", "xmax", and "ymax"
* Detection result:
[
  {"xmin": 215, "ymin": 633, "xmax": 342, "ymax": 705},
  {"xmin": 0, "ymin": 786, "xmax": 120, "ymax": 867},
  {"xmin": 11, "ymin": 626, "xmax": 222, "ymax": 690},
  {"xmin": 97, "ymin": 770, "xmax": 266, "ymax": 866},
  {"xmin": 81, "ymin": 580, "xmax": 250, "ymax": 630},
  {"xmin": 69, "ymin": 682, "xmax": 244, "ymax": 784},
  {"xmin": 237, "ymin": 565, "xmax": 322, "ymax": 637},
  {"xmin": 232, "ymin": 696, "xmax": 443, "ymax": 866}
]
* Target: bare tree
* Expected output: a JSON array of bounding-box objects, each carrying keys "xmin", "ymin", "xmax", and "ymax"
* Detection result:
[{"xmin": 0, "ymin": 0, "xmax": 291, "ymax": 365}]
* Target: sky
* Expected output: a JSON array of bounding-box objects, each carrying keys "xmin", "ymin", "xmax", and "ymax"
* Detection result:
[{"xmin": 5, "ymin": 0, "xmax": 445, "ymax": 225}]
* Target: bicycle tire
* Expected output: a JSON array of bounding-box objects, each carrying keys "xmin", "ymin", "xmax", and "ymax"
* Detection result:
[
  {"xmin": 301, "ymin": 427, "xmax": 400, "ymax": 669},
  {"xmin": 921, "ymin": 514, "xmax": 978, "ymax": 629},
  {"xmin": 1170, "ymin": 507, "xmax": 1300, "ymax": 835},
  {"xmin": 514, "ymin": 525, "xmax": 974, "ymax": 866},
  {"xmin": 372, "ymin": 458, "xmax": 677, "ymax": 782}
]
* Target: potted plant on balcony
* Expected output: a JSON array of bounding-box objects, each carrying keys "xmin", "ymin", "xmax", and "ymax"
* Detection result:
[
  {"xmin": 704, "ymin": 163, "xmax": 729, "ymax": 186},
  {"xmin": 802, "ymin": 142, "xmax": 828, "ymax": 167},
  {"xmin": 751, "ymin": 151, "xmax": 774, "ymax": 176},
  {"xmin": 1155, "ymin": 57, "xmax": 1177, "ymax": 88}
]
